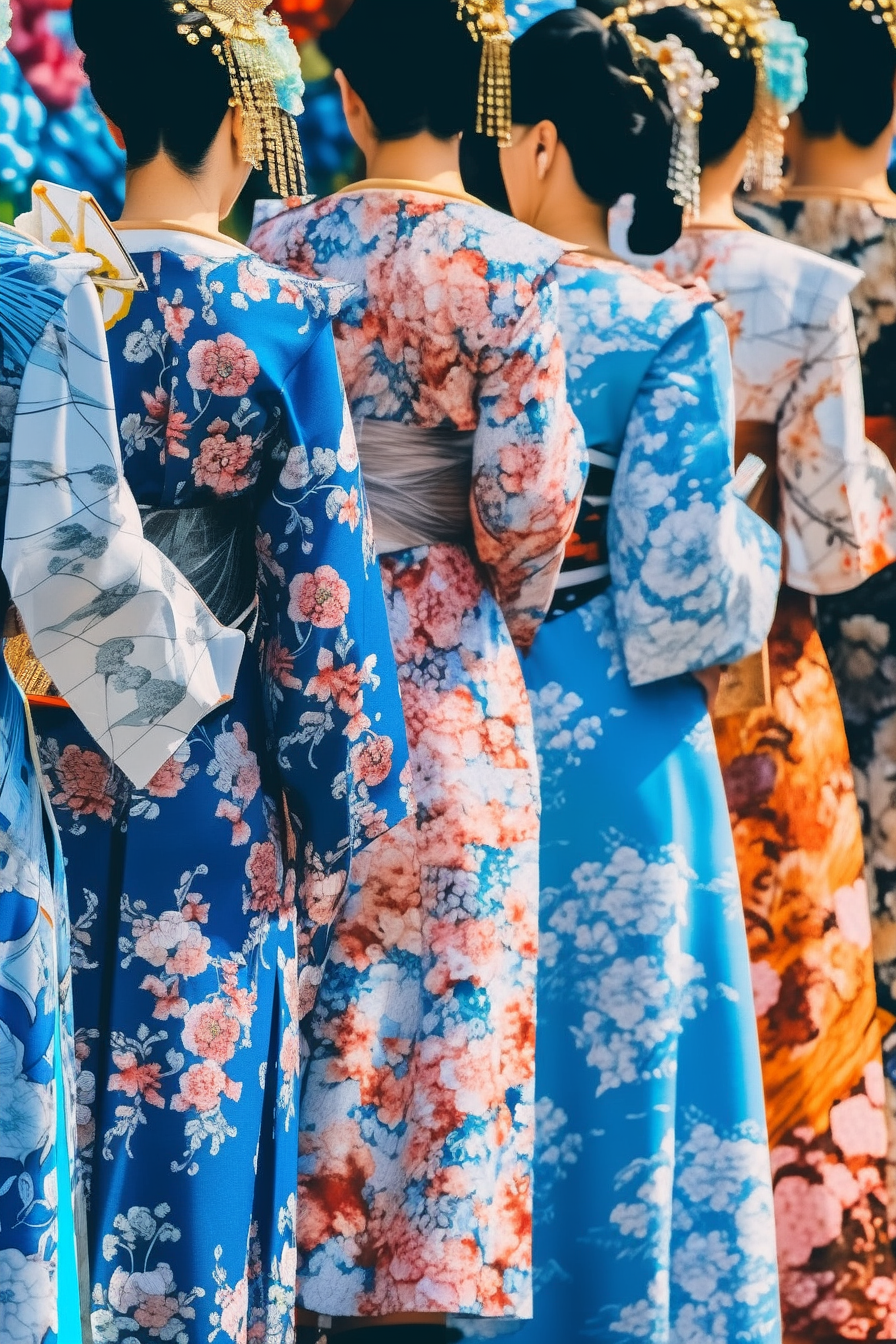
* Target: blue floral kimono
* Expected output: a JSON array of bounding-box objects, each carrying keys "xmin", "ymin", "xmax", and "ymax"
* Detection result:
[
  {"xmin": 30, "ymin": 228, "xmax": 412, "ymax": 1344},
  {"xmin": 498, "ymin": 256, "xmax": 783, "ymax": 1344},
  {"xmin": 0, "ymin": 226, "xmax": 244, "ymax": 1344}
]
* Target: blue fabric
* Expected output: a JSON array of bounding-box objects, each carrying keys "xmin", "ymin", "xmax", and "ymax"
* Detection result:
[{"xmin": 464, "ymin": 261, "xmax": 782, "ymax": 1343}]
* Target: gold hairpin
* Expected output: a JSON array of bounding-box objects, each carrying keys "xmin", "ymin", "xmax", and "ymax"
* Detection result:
[{"xmin": 456, "ymin": 1, "xmax": 513, "ymax": 147}]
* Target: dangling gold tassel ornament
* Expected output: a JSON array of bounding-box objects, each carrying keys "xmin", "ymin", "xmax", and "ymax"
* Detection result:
[
  {"xmin": 169, "ymin": 1, "xmax": 307, "ymax": 198},
  {"xmin": 456, "ymin": 0, "xmax": 513, "ymax": 147}
]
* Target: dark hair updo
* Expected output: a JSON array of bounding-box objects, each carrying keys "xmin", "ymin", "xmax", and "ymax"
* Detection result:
[
  {"xmin": 777, "ymin": 0, "xmax": 896, "ymax": 146},
  {"xmin": 501, "ymin": 7, "xmax": 684, "ymax": 254},
  {"xmin": 72, "ymin": 0, "xmax": 232, "ymax": 175},
  {"xmin": 320, "ymin": 0, "xmax": 481, "ymax": 141},
  {"xmin": 584, "ymin": 1, "xmax": 758, "ymax": 167}
]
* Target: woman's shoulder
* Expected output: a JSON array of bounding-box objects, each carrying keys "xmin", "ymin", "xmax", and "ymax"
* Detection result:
[
  {"xmin": 557, "ymin": 253, "xmax": 715, "ymax": 354},
  {"xmin": 253, "ymin": 190, "xmax": 565, "ymax": 287},
  {"xmin": 663, "ymin": 226, "xmax": 862, "ymax": 314}
]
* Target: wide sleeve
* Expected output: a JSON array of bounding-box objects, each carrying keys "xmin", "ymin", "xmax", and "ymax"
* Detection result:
[
  {"xmin": 609, "ymin": 307, "xmax": 782, "ymax": 687},
  {"xmin": 2, "ymin": 274, "xmax": 244, "ymax": 789},
  {"xmin": 778, "ymin": 289, "xmax": 896, "ymax": 594},
  {"xmin": 255, "ymin": 322, "xmax": 412, "ymax": 900},
  {"xmin": 471, "ymin": 277, "xmax": 587, "ymax": 651}
]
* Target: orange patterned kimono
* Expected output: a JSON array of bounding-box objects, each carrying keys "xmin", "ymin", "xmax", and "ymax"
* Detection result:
[{"xmin": 655, "ymin": 226, "xmax": 896, "ymax": 1337}]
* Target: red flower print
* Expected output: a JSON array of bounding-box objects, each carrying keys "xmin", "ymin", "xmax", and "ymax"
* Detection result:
[
  {"xmin": 288, "ymin": 565, "xmax": 350, "ymax": 628},
  {"xmin": 140, "ymin": 975, "xmax": 188, "ymax": 1020},
  {"xmin": 350, "ymin": 735, "xmax": 394, "ymax": 788},
  {"xmin": 157, "ymin": 295, "xmax": 194, "ymax": 344},
  {"xmin": 108, "ymin": 1051, "xmax": 165, "ymax": 1108},
  {"xmin": 216, "ymin": 799, "xmax": 252, "ymax": 847},
  {"xmin": 187, "ymin": 333, "xmax": 260, "ymax": 397},
  {"xmin": 142, "ymin": 386, "xmax": 168, "ymax": 420},
  {"xmin": 147, "ymin": 756, "xmax": 188, "ymax": 798},
  {"xmin": 134, "ymin": 1297, "xmax": 181, "ymax": 1330},
  {"xmin": 306, "ymin": 649, "xmax": 369, "ymax": 722},
  {"xmin": 193, "ymin": 428, "xmax": 255, "ymax": 494},
  {"xmin": 165, "ymin": 925, "xmax": 211, "ymax": 980},
  {"xmin": 52, "ymin": 744, "xmax": 117, "ymax": 821},
  {"xmin": 266, "ymin": 638, "xmax": 302, "ymax": 690},
  {"xmin": 170, "ymin": 1061, "xmax": 242, "ymax": 1113},
  {"xmin": 182, "ymin": 894, "xmax": 209, "ymax": 923},
  {"xmin": 181, "ymin": 999, "xmax": 240, "ymax": 1064},
  {"xmin": 301, "ymin": 866, "xmax": 348, "ymax": 928}
]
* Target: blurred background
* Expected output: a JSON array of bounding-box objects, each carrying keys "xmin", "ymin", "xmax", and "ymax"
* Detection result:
[{"xmin": 0, "ymin": 0, "xmax": 572, "ymax": 238}]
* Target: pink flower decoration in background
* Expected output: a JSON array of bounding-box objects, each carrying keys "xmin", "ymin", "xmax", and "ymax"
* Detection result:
[{"xmin": 187, "ymin": 333, "xmax": 260, "ymax": 397}]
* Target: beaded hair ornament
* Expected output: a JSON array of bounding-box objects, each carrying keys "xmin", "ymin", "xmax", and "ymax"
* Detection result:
[
  {"xmin": 849, "ymin": 0, "xmax": 896, "ymax": 48},
  {"xmin": 456, "ymin": 1, "xmax": 513, "ymax": 146},
  {"xmin": 608, "ymin": 0, "xmax": 807, "ymax": 194},
  {"xmin": 167, "ymin": 0, "xmax": 306, "ymax": 196},
  {"xmin": 605, "ymin": 11, "xmax": 718, "ymax": 217}
]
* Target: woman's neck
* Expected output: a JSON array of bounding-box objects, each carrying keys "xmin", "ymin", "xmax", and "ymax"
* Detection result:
[
  {"xmin": 787, "ymin": 122, "xmax": 896, "ymax": 204},
  {"xmin": 690, "ymin": 150, "xmax": 749, "ymax": 230},
  {"xmin": 529, "ymin": 194, "xmax": 612, "ymax": 260},
  {"xmin": 362, "ymin": 132, "xmax": 466, "ymax": 195},
  {"xmin": 117, "ymin": 156, "xmax": 225, "ymax": 237}
]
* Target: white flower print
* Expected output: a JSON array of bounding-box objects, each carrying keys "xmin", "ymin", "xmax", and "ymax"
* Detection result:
[{"xmin": 0, "ymin": 1249, "xmax": 55, "ymax": 1344}]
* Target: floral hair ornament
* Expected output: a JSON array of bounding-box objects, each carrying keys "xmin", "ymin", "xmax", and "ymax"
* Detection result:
[
  {"xmin": 850, "ymin": 0, "xmax": 896, "ymax": 48},
  {"xmin": 168, "ymin": 0, "xmax": 306, "ymax": 196},
  {"xmin": 606, "ymin": 8, "xmax": 718, "ymax": 218},
  {"xmin": 456, "ymin": 1, "xmax": 513, "ymax": 146}
]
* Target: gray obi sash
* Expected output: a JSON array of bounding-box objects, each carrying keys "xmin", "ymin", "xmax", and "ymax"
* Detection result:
[
  {"xmin": 140, "ymin": 499, "xmax": 258, "ymax": 632},
  {"xmin": 355, "ymin": 418, "xmax": 474, "ymax": 555}
]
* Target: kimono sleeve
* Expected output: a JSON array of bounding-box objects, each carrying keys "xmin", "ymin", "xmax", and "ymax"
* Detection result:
[
  {"xmin": 610, "ymin": 306, "xmax": 782, "ymax": 687},
  {"xmin": 779, "ymin": 289, "xmax": 896, "ymax": 594},
  {"xmin": 3, "ymin": 273, "xmax": 244, "ymax": 788},
  {"xmin": 256, "ymin": 322, "xmax": 412, "ymax": 891},
  {"xmin": 471, "ymin": 277, "xmax": 587, "ymax": 652}
]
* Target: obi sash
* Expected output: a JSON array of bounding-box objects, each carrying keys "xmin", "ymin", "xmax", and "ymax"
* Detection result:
[
  {"xmin": 354, "ymin": 417, "xmax": 474, "ymax": 555},
  {"xmin": 547, "ymin": 447, "xmax": 615, "ymax": 620}
]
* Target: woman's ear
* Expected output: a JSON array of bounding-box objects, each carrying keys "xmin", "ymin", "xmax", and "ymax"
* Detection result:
[{"xmin": 534, "ymin": 119, "xmax": 560, "ymax": 182}]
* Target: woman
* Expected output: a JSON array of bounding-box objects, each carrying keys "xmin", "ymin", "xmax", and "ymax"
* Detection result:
[
  {"xmin": 250, "ymin": 0, "xmax": 586, "ymax": 1335},
  {"xmin": 606, "ymin": 0, "xmax": 896, "ymax": 1335},
  {"xmin": 458, "ymin": 8, "xmax": 783, "ymax": 1342},
  {"xmin": 740, "ymin": 0, "xmax": 896, "ymax": 1208},
  {"xmin": 31, "ymin": 2, "xmax": 412, "ymax": 1339}
]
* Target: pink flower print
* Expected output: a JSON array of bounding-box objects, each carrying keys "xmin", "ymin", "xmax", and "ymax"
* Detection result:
[
  {"xmin": 157, "ymin": 294, "xmax": 194, "ymax": 344},
  {"xmin": 181, "ymin": 999, "xmax": 240, "ymax": 1064},
  {"xmin": 751, "ymin": 959, "xmax": 782, "ymax": 1017},
  {"xmin": 257, "ymin": 531, "xmax": 286, "ymax": 584},
  {"xmin": 216, "ymin": 799, "xmax": 252, "ymax": 847},
  {"xmin": 211, "ymin": 723, "xmax": 261, "ymax": 803},
  {"xmin": 830, "ymin": 1092, "xmax": 889, "ymax": 1159},
  {"xmin": 140, "ymin": 975, "xmax": 188, "ymax": 1020},
  {"xmin": 109, "ymin": 1265, "xmax": 179, "ymax": 1320},
  {"xmin": 864, "ymin": 1059, "xmax": 886, "ymax": 1107},
  {"xmin": 187, "ymin": 333, "xmax": 260, "ymax": 397},
  {"xmin": 218, "ymin": 1274, "xmax": 249, "ymax": 1339},
  {"xmin": 193, "ymin": 427, "xmax": 255, "ymax": 494},
  {"xmin": 775, "ymin": 1175, "xmax": 844, "ymax": 1268},
  {"xmin": 245, "ymin": 839, "xmax": 282, "ymax": 915},
  {"xmin": 52, "ymin": 744, "xmax": 116, "ymax": 821},
  {"xmin": 288, "ymin": 564, "xmax": 351, "ymax": 628},
  {"xmin": 170, "ymin": 1061, "xmax": 241, "ymax": 1113},
  {"xmin": 339, "ymin": 486, "xmax": 361, "ymax": 529},
  {"xmin": 306, "ymin": 649, "xmax": 371, "ymax": 724},
  {"xmin": 237, "ymin": 260, "xmax": 270, "ymax": 302},
  {"xmin": 142, "ymin": 386, "xmax": 168, "ymax": 420},
  {"xmin": 297, "ymin": 964, "xmax": 324, "ymax": 1020},
  {"xmin": 301, "ymin": 866, "xmax": 348, "ymax": 928},
  {"xmin": 181, "ymin": 894, "xmax": 209, "ymax": 923},
  {"xmin": 834, "ymin": 878, "xmax": 873, "ymax": 949},
  {"xmin": 821, "ymin": 1161, "xmax": 861, "ymax": 1210},
  {"xmin": 222, "ymin": 970, "xmax": 256, "ymax": 1028},
  {"xmin": 165, "ymin": 924, "xmax": 211, "ymax": 980},
  {"xmin": 350, "ymin": 735, "xmax": 394, "ymax": 788},
  {"xmin": 147, "ymin": 755, "xmax": 188, "ymax": 798},
  {"xmin": 108, "ymin": 1051, "xmax": 165, "ymax": 1108}
]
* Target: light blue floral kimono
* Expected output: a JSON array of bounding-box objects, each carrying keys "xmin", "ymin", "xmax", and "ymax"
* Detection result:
[
  {"xmin": 0, "ymin": 226, "xmax": 243, "ymax": 1344},
  {"xmin": 491, "ymin": 256, "xmax": 783, "ymax": 1344}
]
